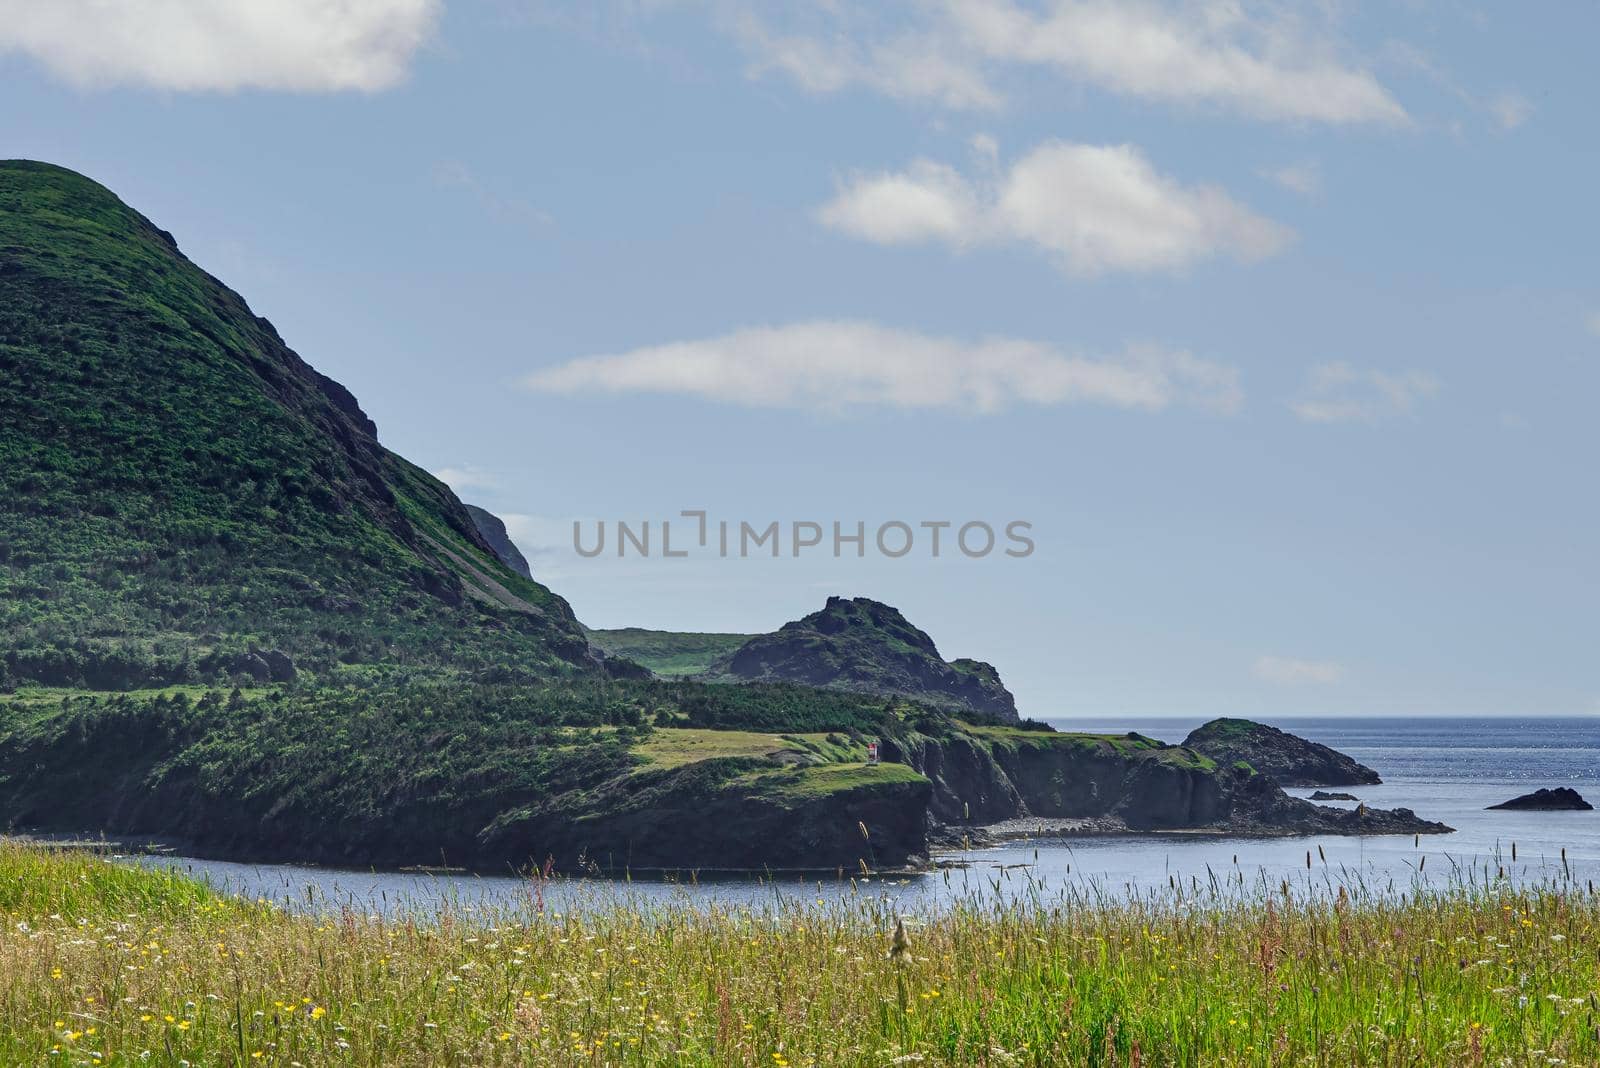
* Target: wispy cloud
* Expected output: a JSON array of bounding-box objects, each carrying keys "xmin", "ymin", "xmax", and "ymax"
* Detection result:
[
  {"xmin": 431, "ymin": 464, "xmax": 498, "ymax": 493},
  {"xmin": 1586, "ymin": 311, "xmax": 1600, "ymax": 339},
  {"xmin": 1254, "ymin": 655, "xmax": 1344, "ymax": 686},
  {"xmin": 1487, "ymin": 91, "xmax": 1533, "ymax": 131},
  {"xmin": 1289, "ymin": 363, "xmax": 1440, "ymax": 424},
  {"xmin": 432, "ymin": 162, "xmax": 553, "ymax": 231},
  {"xmin": 1260, "ymin": 161, "xmax": 1322, "ymax": 198},
  {"xmin": 524, "ymin": 321, "xmax": 1243, "ymax": 416},
  {"xmin": 726, "ymin": 6, "xmax": 1001, "ymax": 111},
  {"xmin": 819, "ymin": 141, "xmax": 1291, "ymax": 277},
  {"xmin": 713, "ymin": 1, "xmax": 1405, "ymax": 125},
  {"xmin": 0, "ymin": 0, "xmax": 439, "ymax": 92}
]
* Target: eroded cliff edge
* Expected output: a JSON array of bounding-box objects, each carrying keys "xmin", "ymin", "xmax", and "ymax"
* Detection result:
[{"xmin": 882, "ymin": 723, "xmax": 1449, "ymax": 845}]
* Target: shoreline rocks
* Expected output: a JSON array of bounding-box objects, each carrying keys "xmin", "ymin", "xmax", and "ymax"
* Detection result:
[{"xmin": 894, "ymin": 727, "xmax": 1450, "ymax": 848}]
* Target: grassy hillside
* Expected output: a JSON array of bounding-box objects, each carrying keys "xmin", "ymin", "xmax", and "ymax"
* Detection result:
[
  {"xmin": 0, "ymin": 160, "xmax": 597, "ymax": 687},
  {"xmin": 3, "ymin": 841, "xmax": 1596, "ymax": 1065},
  {"xmin": 0, "ymin": 678, "xmax": 943, "ymax": 870},
  {"xmin": 585, "ymin": 627, "xmax": 752, "ymax": 676}
]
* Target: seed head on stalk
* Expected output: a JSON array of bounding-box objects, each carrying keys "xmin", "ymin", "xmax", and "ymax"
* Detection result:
[{"xmin": 889, "ymin": 917, "xmax": 911, "ymax": 963}]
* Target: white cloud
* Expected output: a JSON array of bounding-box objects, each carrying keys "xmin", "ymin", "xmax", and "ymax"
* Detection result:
[
  {"xmin": 726, "ymin": 8, "xmax": 1001, "ymax": 111},
  {"xmin": 1488, "ymin": 91, "xmax": 1532, "ymax": 131},
  {"xmin": 819, "ymin": 141, "xmax": 1291, "ymax": 277},
  {"xmin": 1260, "ymin": 162, "xmax": 1321, "ymax": 197},
  {"xmin": 1254, "ymin": 655, "xmax": 1343, "ymax": 686},
  {"xmin": 523, "ymin": 321, "xmax": 1242, "ymax": 416},
  {"xmin": 1289, "ymin": 363, "xmax": 1439, "ymax": 424},
  {"xmin": 719, "ymin": 1, "xmax": 1404, "ymax": 125},
  {"xmin": 0, "ymin": 0, "xmax": 439, "ymax": 92},
  {"xmin": 432, "ymin": 464, "xmax": 498, "ymax": 493}
]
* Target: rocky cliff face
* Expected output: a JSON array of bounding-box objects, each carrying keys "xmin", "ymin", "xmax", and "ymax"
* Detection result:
[
  {"xmin": 465, "ymin": 504, "xmax": 532, "ymax": 579},
  {"xmin": 1182, "ymin": 719, "xmax": 1382, "ymax": 787},
  {"xmin": 883, "ymin": 726, "xmax": 1448, "ymax": 840},
  {"xmin": 705, "ymin": 597, "xmax": 1019, "ymax": 722},
  {"xmin": 467, "ymin": 505, "xmax": 534, "ymax": 578}
]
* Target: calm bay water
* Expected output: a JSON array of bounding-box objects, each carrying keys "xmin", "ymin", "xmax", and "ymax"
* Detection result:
[{"xmin": 134, "ymin": 716, "xmax": 1600, "ymax": 915}]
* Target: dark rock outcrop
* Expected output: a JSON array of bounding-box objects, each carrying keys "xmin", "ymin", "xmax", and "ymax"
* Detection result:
[
  {"xmin": 227, "ymin": 650, "xmax": 294, "ymax": 684},
  {"xmin": 885, "ymin": 728, "xmax": 1449, "ymax": 842},
  {"xmin": 228, "ymin": 652, "xmax": 269, "ymax": 683},
  {"xmin": 260, "ymin": 649, "xmax": 296, "ymax": 682},
  {"xmin": 705, "ymin": 597, "xmax": 1018, "ymax": 721},
  {"xmin": 1488, "ymin": 787, "xmax": 1593, "ymax": 811},
  {"xmin": 465, "ymin": 504, "xmax": 532, "ymax": 579},
  {"xmin": 1183, "ymin": 719, "xmax": 1381, "ymax": 787},
  {"xmin": 1310, "ymin": 790, "xmax": 1359, "ymax": 802}
]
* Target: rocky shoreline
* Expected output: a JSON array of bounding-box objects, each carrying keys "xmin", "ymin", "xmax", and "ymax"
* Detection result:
[{"xmin": 935, "ymin": 803, "xmax": 1452, "ymax": 852}]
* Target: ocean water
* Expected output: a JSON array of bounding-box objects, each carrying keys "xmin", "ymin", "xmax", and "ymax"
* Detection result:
[{"xmin": 133, "ymin": 716, "xmax": 1600, "ymax": 915}]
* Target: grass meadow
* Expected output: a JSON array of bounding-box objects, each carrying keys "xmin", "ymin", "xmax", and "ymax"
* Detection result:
[{"xmin": 2, "ymin": 841, "xmax": 1598, "ymax": 1066}]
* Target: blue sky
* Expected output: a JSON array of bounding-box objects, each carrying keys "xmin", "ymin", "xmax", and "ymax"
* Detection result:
[{"xmin": 2, "ymin": 2, "xmax": 1595, "ymax": 719}]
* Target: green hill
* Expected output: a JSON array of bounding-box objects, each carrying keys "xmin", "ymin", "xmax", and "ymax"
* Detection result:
[
  {"xmin": 0, "ymin": 160, "xmax": 599, "ymax": 688},
  {"xmin": 585, "ymin": 626, "xmax": 753, "ymax": 675}
]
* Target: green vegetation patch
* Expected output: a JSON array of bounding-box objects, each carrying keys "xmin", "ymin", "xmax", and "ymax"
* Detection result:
[
  {"xmin": 963, "ymin": 724, "xmax": 1218, "ymax": 770},
  {"xmin": 741, "ymin": 760, "xmax": 928, "ymax": 802},
  {"xmin": 0, "ymin": 842, "xmax": 247, "ymax": 920},
  {"xmin": 633, "ymin": 728, "xmax": 870, "ymax": 770},
  {"xmin": 584, "ymin": 628, "xmax": 753, "ymax": 676},
  {"xmin": 634, "ymin": 728, "xmax": 798, "ymax": 769}
]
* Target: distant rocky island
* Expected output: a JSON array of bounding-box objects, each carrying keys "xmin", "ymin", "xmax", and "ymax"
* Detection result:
[{"xmin": 1488, "ymin": 788, "xmax": 1592, "ymax": 811}]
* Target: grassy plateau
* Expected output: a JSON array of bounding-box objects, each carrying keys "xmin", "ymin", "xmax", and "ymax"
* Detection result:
[{"xmin": 3, "ymin": 843, "xmax": 1598, "ymax": 1066}]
